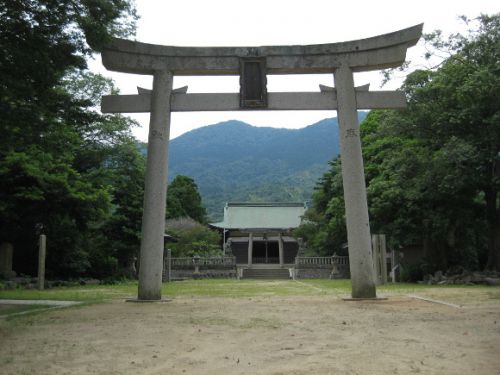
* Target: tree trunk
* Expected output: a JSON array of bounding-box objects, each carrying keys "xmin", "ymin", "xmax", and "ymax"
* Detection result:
[{"xmin": 485, "ymin": 188, "xmax": 499, "ymax": 270}]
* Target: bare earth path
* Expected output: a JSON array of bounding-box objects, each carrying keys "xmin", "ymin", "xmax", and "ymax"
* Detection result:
[{"xmin": 1, "ymin": 284, "xmax": 499, "ymax": 374}]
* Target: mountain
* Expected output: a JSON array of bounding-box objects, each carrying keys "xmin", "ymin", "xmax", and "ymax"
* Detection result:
[{"xmin": 167, "ymin": 113, "xmax": 367, "ymax": 221}]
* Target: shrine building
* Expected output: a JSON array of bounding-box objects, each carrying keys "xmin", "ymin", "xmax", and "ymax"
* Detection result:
[{"xmin": 210, "ymin": 202, "xmax": 306, "ymax": 268}]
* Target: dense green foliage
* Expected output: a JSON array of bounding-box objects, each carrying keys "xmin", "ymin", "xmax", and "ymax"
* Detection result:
[
  {"xmin": 165, "ymin": 218, "xmax": 221, "ymax": 257},
  {"xmin": 168, "ymin": 226, "xmax": 221, "ymax": 258},
  {"xmin": 0, "ymin": 0, "xmax": 142, "ymax": 278},
  {"xmin": 169, "ymin": 114, "xmax": 367, "ymax": 221},
  {"xmin": 296, "ymin": 15, "xmax": 500, "ymax": 272},
  {"xmin": 166, "ymin": 175, "xmax": 207, "ymax": 223}
]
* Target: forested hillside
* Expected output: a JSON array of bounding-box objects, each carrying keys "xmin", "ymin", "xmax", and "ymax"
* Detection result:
[{"xmin": 168, "ymin": 114, "xmax": 367, "ymax": 220}]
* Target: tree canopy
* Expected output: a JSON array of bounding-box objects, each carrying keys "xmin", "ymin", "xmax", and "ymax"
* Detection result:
[
  {"xmin": 167, "ymin": 175, "xmax": 207, "ymax": 224},
  {"xmin": 165, "ymin": 217, "xmax": 221, "ymax": 258},
  {"xmin": 296, "ymin": 14, "xmax": 500, "ymax": 273},
  {"xmin": 0, "ymin": 1, "xmax": 142, "ymax": 278}
]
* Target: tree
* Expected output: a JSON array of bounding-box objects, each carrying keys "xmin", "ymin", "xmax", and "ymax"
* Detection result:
[
  {"xmin": 167, "ymin": 175, "xmax": 207, "ymax": 223},
  {"xmin": 88, "ymin": 139, "xmax": 146, "ymax": 278},
  {"xmin": 362, "ymin": 110, "xmax": 486, "ymax": 271},
  {"xmin": 0, "ymin": 1, "xmax": 137, "ymax": 150},
  {"xmin": 298, "ymin": 14, "xmax": 499, "ymax": 271},
  {"xmin": 0, "ymin": 1, "xmax": 139, "ymax": 277},
  {"xmin": 293, "ymin": 159, "xmax": 347, "ymax": 256},
  {"xmin": 165, "ymin": 217, "xmax": 221, "ymax": 258},
  {"xmin": 400, "ymin": 14, "xmax": 500, "ymax": 269}
]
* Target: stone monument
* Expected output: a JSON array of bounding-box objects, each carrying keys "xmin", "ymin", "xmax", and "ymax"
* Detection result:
[{"xmin": 101, "ymin": 24, "xmax": 423, "ymax": 300}]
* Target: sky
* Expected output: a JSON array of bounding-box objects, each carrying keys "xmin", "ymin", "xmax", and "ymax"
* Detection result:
[{"xmin": 89, "ymin": 0, "xmax": 499, "ymax": 141}]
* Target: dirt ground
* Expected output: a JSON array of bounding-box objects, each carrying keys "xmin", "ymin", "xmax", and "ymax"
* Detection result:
[{"xmin": 1, "ymin": 289, "xmax": 499, "ymax": 374}]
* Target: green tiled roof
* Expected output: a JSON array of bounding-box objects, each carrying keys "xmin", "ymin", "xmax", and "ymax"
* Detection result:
[{"xmin": 210, "ymin": 202, "xmax": 306, "ymax": 230}]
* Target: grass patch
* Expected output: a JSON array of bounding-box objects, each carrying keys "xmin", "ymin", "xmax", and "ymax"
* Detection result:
[
  {"xmin": 0, "ymin": 282, "xmax": 138, "ymax": 302},
  {"xmin": 2, "ymin": 279, "xmax": 498, "ymax": 302},
  {"xmin": 2, "ymin": 279, "xmax": 497, "ymax": 332},
  {"xmin": 162, "ymin": 279, "xmax": 330, "ymax": 298},
  {"xmin": 161, "ymin": 279, "xmax": 362, "ymax": 298}
]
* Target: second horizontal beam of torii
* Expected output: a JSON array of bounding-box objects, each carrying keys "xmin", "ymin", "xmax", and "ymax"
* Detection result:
[{"xmin": 102, "ymin": 89, "xmax": 406, "ymax": 113}]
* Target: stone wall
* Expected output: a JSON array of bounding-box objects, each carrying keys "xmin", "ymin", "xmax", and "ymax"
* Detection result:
[
  {"xmin": 294, "ymin": 267, "xmax": 332, "ymax": 279},
  {"xmin": 294, "ymin": 264, "xmax": 350, "ymax": 279}
]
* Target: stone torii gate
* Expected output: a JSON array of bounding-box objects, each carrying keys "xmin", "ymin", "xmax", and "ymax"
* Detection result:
[{"xmin": 101, "ymin": 24, "xmax": 423, "ymax": 301}]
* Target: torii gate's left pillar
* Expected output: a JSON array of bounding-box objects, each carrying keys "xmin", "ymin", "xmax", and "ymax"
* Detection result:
[{"xmin": 138, "ymin": 70, "xmax": 173, "ymax": 300}]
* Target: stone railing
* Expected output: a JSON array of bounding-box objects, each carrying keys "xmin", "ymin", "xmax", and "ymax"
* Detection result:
[
  {"xmin": 170, "ymin": 256, "xmax": 236, "ymax": 268},
  {"xmin": 333, "ymin": 255, "xmax": 349, "ymax": 265},
  {"xmin": 163, "ymin": 255, "xmax": 350, "ymax": 280},
  {"xmin": 169, "ymin": 257, "xmax": 191, "ymax": 268},
  {"xmin": 295, "ymin": 255, "xmax": 349, "ymax": 266}
]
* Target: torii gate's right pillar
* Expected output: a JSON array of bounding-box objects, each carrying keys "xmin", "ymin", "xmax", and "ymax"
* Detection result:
[{"xmin": 334, "ymin": 66, "xmax": 376, "ymax": 298}]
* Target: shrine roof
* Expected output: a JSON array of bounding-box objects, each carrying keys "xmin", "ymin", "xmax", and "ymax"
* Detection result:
[{"xmin": 210, "ymin": 202, "xmax": 306, "ymax": 230}]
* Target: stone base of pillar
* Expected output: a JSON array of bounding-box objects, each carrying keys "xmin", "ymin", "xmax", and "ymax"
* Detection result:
[{"xmin": 126, "ymin": 298, "xmax": 172, "ymax": 303}]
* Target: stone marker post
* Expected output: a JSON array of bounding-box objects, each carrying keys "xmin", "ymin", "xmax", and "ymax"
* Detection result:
[
  {"xmin": 379, "ymin": 235, "xmax": 388, "ymax": 284},
  {"xmin": 38, "ymin": 234, "xmax": 46, "ymax": 290},
  {"xmin": 137, "ymin": 70, "xmax": 173, "ymax": 300},
  {"xmin": 390, "ymin": 250, "xmax": 398, "ymax": 283},
  {"xmin": 372, "ymin": 234, "xmax": 388, "ymax": 285},
  {"xmin": 334, "ymin": 65, "xmax": 376, "ymax": 298},
  {"xmin": 0, "ymin": 242, "xmax": 15, "ymax": 278}
]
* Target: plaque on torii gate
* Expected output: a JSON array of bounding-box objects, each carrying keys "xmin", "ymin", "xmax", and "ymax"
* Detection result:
[{"xmin": 101, "ymin": 24, "xmax": 423, "ymax": 300}]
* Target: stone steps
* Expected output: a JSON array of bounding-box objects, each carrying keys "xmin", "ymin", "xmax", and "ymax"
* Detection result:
[{"xmin": 242, "ymin": 268, "xmax": 290, "ymax": 279}]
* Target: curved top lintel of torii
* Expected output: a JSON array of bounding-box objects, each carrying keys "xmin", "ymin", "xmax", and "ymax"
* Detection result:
[{"xmin": 102, "ymin": 24, "xmax": 423, "ymax": 75}]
